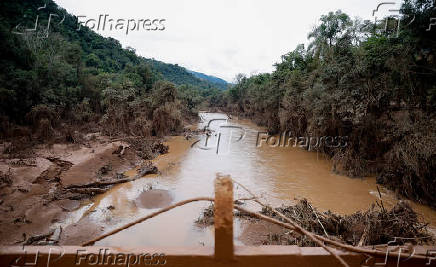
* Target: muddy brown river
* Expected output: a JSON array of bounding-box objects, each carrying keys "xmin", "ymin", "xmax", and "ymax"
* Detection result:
[{"xmin": 64, "ymin": 112, "xmax": 436, "ymax": 247}]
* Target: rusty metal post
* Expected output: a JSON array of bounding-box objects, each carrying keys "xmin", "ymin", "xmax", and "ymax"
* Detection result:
[{"xmin": 214, "ymin": 176, "xmax": 234, "ymax": 261}]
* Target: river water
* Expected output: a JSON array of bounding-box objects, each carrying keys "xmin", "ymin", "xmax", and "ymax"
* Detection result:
[{"xmin": 74, "ymin": 112, "xmax": 435, "ymax": 247}]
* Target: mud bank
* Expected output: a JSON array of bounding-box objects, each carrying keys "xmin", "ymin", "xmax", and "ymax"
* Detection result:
[
  {"xmin": 0, "ymin": 132, "xmax": 166, "ymax": 245},
  {"xmin": 60, "ymin": 135, "xmax": 194, "ymax": 246}
]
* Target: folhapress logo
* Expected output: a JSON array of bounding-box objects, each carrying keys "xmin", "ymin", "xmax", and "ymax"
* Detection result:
[
  {"xmin": 191, "ymin": 118, "xmax": 246, "ymax": 155},
  {"xmin": 12, "ymin": 4, "xmax": 65, "ymax": 38},
  {"xmin": 76, "ymin": 15, "xmax": 166, "ymax": 35}
]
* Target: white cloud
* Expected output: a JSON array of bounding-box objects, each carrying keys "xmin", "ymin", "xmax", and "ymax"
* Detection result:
[{"xmin": 54, "ymin": 0, "xmax": 403, "ymax": 82}]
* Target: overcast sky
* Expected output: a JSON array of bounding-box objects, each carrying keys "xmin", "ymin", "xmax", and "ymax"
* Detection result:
[{"xmin": 54, "ymin": 0, "xmax": 403, "ymax": 82}]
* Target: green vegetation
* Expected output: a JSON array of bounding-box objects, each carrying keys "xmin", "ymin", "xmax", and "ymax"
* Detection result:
[
  {"xmin": 223, "ymin": 1, "xmax": 436, "ymax": 207},
  {"xmin": 0, "ymin": 0, "xmax": 223, "ymax": 139},
  {"xmin": 187, "ymin": 70, "xmax": 228, "ymax": 90},
  {"xmin": 144, "ymin": 59, "xmax": 228, "ymax": 90}
]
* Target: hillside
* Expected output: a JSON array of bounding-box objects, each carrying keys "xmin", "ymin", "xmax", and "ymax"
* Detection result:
[
  {"xmin": 0, "ymin": 0, "xmax": 225, "ymax": 126},
  {"xmin": 144, "ymin": 59, "xmax": 228, "ymax": 90},
  {"xmin": 188, "ymin": 70, "xmax": 228, "ymax": 90},
  {"xmin": 0, "ymin": 0, "xmax": 225, "ymax": 90}
]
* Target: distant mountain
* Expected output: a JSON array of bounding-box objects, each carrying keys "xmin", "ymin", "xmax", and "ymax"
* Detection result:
[
  {"xmin": 143, "ymin": 59, "xmax": 227, "ymax": 90},
  {"xmin": 188, "ymin": 70, "xmax": 228, "ymax": 90}
]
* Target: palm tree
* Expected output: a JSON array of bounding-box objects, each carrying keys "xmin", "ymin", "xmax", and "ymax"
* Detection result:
[{"xmin": 307, "ymin": 10, "xmax": 352, "ymax": 61}]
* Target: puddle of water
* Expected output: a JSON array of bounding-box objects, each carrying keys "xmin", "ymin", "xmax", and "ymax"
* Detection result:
[
  {"xmin": 62, "ymin": 112, "xmax": 436, "ymax": 247},
  {"xmin": 135, "ymin": 189, "xmax": 173, "ymax": 209}
]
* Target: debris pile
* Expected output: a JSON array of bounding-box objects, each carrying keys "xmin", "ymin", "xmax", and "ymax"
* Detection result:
[
  {"xmin": 195, "ymin": 204, "xmax": 215, "ymax": 226},
  {"xmin": 125, "ymin": 137, "xmax": 169, "ymax": 160},
  {"xmin": 259, "ymin": 199, "xmax": 433, "ymax": 246},
  {"xmin": 196, "ymin": 199, "xmax": 434, "ymax": 247}
]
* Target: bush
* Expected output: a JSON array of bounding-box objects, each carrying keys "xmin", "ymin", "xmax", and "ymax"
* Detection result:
[
  {"xmin": 152, "ymin": 102, "xmax": 183, "ymax": 136},
  {"xmin": 26, "ymin": 105, "xmax": 59, "ymax": 131},
  {"xmin": 35, "ymin": 118, "xmax": 55, "ymax": 141},
  {"xmin": 377, "ymin": 114, "xmax": 436, "ymax": 207},
  {"xmin": 131, "ymin": 116, "xmax": 152, "ymax": 137}
]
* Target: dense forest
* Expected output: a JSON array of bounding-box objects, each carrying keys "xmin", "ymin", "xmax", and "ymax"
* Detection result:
[
  {"xmin": 0, "ymin": 0, "xmax": 224, "ymax": 140},
  {"xmin": 144, "ymin": 59, "xmax": 228, "ymax": 90},
  {"xmin": 188, "ymin": 70, "xmax": 229, "ymax": 90},
  {"xmin": 219, "ymin": 0, "xmax": 436, "ymax": 207}
]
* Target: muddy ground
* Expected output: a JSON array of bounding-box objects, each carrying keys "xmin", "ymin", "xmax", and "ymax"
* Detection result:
[{"xmin": 0, "ymin": 132, "xmax": 165, "ymax": 245}]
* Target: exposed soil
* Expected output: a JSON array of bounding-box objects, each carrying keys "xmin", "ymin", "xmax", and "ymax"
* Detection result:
[
  {"xmin": 59, "ymin": 135, "xmax": 196, "ymax": 246},
  {"xmin": 0, "ymin": 132, "xmax": 163, "ymax": 245}
]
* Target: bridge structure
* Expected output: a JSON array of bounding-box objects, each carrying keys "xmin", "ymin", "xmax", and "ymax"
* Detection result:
[{"xmin": 1, "ymin": 178, "xmax": 435, "ymax": 267}]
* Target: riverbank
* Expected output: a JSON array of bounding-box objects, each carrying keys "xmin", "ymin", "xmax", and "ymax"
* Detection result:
[
  {"xmin": 1, "ymin": 112, "xmax": 435, "ymax": 247},
  {"xmin": 0, "ymin": 130, "xmax": 192, "ymax": 245}
]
